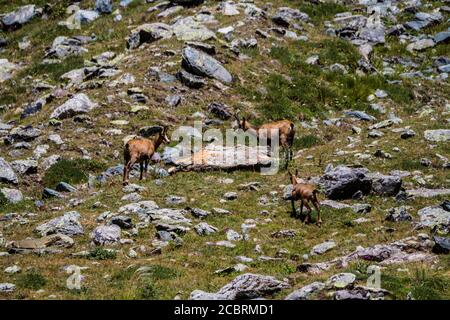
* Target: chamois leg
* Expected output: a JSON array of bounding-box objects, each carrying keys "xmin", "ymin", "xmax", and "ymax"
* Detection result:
[
  {"xmin": 123, "ymin": 158, "xmax": 137, "ymax": 186},
  {"xmin": 139, "ymin": 161, "xmax": 144, "ymax": 180},
  {"xmin": 304, "ymin": 202, "xmax": 312, "ymax": 224},
  {"xmin": 299, "ymin": 200, "xmax": 304, "ymax": 221},
  {"xmin": 313, "ymin": 200, "xmax": 321, "ymax": 227},
  {"xmin": 291, "ymin": 199, "xmax": 296, "ymax": 217},
  {"xmin": 144, "ymin": 159, "xmax": 149, "ymax": 174}
]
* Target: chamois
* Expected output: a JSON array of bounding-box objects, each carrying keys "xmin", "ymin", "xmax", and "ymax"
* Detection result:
[
  {"xmin": 123, "ymin": 126, "xmax": 170, "ymax": 186},
  {"xmin": 289, "ymin": 169, "xmax": 322, "ymax": 227},
  {"xmin": 234, "ymin": 111, "xmax": 295, "ymax": 165}
]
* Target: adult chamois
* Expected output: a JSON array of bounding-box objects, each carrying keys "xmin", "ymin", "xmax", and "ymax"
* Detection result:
[
  {"xmin": 234, "ymin": 111, "xmax": 295, "ymax": 166},
  {"xmin": 289, "ymin": 169, "xmax": 322, "ymax": 227},
  {"xmin": 123, "ymin": 126, "xmax": 170, "ymax": 186}
]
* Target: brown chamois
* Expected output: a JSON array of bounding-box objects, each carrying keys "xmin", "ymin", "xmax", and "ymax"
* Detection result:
[
  {"xmin": 234, "ymin": 111, "xmax": 295, "ymax": 165},
  {"xmin": 289, "ymin": 169, "xmax": 322, "ymax": 227},
  {"xmin": 123, "ymin": 126, "xmax": 170, "ymax": 186}
]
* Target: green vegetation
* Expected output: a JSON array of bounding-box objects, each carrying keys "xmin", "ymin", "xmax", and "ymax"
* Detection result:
[
  {"xmin": 0, "ymin": 191, "xmax": 7, "ymax": 208},
  {"xmin": 294, "ymin": 135, "xmax": 322, "ymax": 149},
  {"xmin": 137, "ymin": 280, "xmax": 160, "ymax": 299},
  {"xmin": 17, "ymin": 270, "xmax": 47, "ymax": 290},
  {"xmin": 43, "ymin": 158, "xmax": 106, "ymax": 188},
  {"xmin": 26, "ymin": 55, "xmax": 85, "ymax": 83},
  {"xmin": 87, "ymin": 247, "xmax": 117, "ymax": 260},
  {"xmin": 298, "ymin": 2, "xmax": 347, "ymax": 24}
]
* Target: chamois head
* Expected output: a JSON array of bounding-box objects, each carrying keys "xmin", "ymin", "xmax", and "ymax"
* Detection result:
[
  {"xmin": 158, "ymin": 125, "xmax": 170, "ymax": 144},
  {"xmin": 288, "ymin": 169, "xmax": 299, "ymax": 185},
  {"xmin": 234, "ymin": 110, "xmax": 249, "ymax": 130}
]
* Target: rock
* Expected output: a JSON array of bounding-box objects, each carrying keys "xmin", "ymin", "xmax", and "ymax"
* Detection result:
[
  {"xmin": 10, "ymin": 160, "xmax": 38, "ymax": 175},
  {"xmin": 172, "ymin": 17, "xmax": 215, "ymax": 42},
  {"xmin": 45, "ymin": 36, "xmax": 89, "ymax": 59},
  {"xmin": 171, "ymin": 144, "xmax": 272, "ymax": 171},
  {"xmin": 35, "ymin": 211, "xmax": 84, "ymax": 237},
  {"xmin": 385, "ymin": 207, "xmax": 412, "ymax": 222},
  {"xmin": 165, "ymin": 95, "xmax": 181, "ymax": 107},
  {"xmin": 407, "ymin": 38, "xmax": 435, "ymax": 52},
  {"xmin": 0, "ymin": 188, "xmax": 23, "ymax": 204},
  {"xmin": 344, "ymin": 110, "xmax": 376, "ymax": 121},
  {"xmin": 405, "ymin": 12, "xmax": 442, "ymax": 31},
  {"xmin": 188, "ymin": 207, "xmax": 210, "ymax": 218},
  {"xmin": 424, "ymin": 130, "xmax": 450, "ymax": 142},
  {"xmin": 311, "ymin": 240, "xmax": 336, "ymax": 255},
  {"xmin": 319, "ymin": 165, "xmax": 372, "ymax": 200},
  {"xmin": 219, "ymin": 1, "xmax": 239, "ymax": 16},
  {"xmin": 285, "ymin": 282, "xmax": 325, "ymax": 300},
  {"xmin": 50, "ymin": 94, "xmax": 98, "ymax": 120},
  {"xmin": 272, "ymin": 7, "xmax": 309, "ymax": 28},
  {"xmin": 271, "ymin": 230, "xmax": 296, "ymax": 238},
  {"xmin": 1, "ymin": 5, "xmax": 39, "ymax": 30},
  {"xmin": 165, "ymin": 195, "xmax": 186, "ymax": 205},
  {"xmin": 297, "ymin": 235, "xmax": 435, "ymax": 274},
  {"xmin": 0, "ymin": 158, "xmax": 18, "ymax": 184},
  {"xmin": 109, "ymin": 215, "xmax": 133, "ymax": 229},
  {"xmin": 55, "ymin": 182, "xmax": 76, "ymax": 193},
  {"xmin": 126, "ymin": 23, "xmax": 173, "ymax": 49},
  {"xmin": 226, "ymin": 229, "xmax": 242, "ymax": 241},
  {"xmin": 4, "ymin": 265, "xmax": 21, "ymax": 274},
  {"xmin": 368, "ymin": 173, "xmax": 402, "ymax": 196},
  {"xmin": 326, "ymin": 273, "xmax": 356, "ymax": 289},
  {"xmin": 434, "ymin": 31, "xmax": 450, "ymax": 44},
  {"xmin": 176, "ymin": 69, "xmax": 206, "ymax": 88},
  {"xmin": 91, "ymin": 225, "xmax": 121, "ymax": 245},
  {"xmin": 0, "ymin": 59, "xmax": 20, "ymax": 83},
  {"xmin": 334, "ymin": 286, "xmax": 389, "ymax": 300},
  {"xmin": 401, "ymin": 129, "xmax": 416, "ymax": 139},
  {"xmin": 204, "ymin": 273, "xmax": 291, "ymax": 299},
  {"xmin": 0, "ymin": 283, "xmax": 15, "ymax": 293},
  {"xmin": 171, "ymin": 0, "xmax": 204, "ymax": 5},
  {"xmin": 6, "ymin": 233, "xmax": 74, "ymax": 254},
  {"xmin": 207, "ymin": 102, "xmax": 232, "ymax": 120},
  {"xmin": 42, "ymin": 187, "xmax": 63, "ymax": 199},
  {"xmin": 96, "ymin": 0, "xmax": 113, "ymax": 14},
  {"xmin": 407, "ymin": 188, "xmax": 450, "ymax": 198},
  {"xmin": 416, "ymin": 206, "xmax": 450, "ymax": 229},
  {"xmin": 223, "ymin": 192, "xmax": 237, "ymax": 200},
  {"xmin": 190, "ymin": 290, "xmax": 226, "ymax": 300},
  {"xmin": 432, "ymin": 236, "xmax": 450, "ymax": 254},
  {"xmin": 182, "ymin": 46, "xmax": 232, "ymax": 83},
  {"xmin": 194, "ymin": 222, "xmax": 218, "ymax": 235}
]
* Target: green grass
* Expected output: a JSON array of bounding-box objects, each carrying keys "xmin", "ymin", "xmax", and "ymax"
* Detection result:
[
  {"xmin": 294, "ymin": 135, "xmax": 322, "ymax": 149},
  {"xmin": 27, "ymin": 55, "xmax": 85, "ymax": 83},
  {"xmin": 136, "ymin": 265, "xmax": 180, "ymax": 281},
  {"xmin": 42, "ymin": 158, "xmax": 106, "ymax": 189},
  {"xmin": 16, "ymin": 270, "xmax": 47, "ymax": 290},
  {"xmin": 137, "ymin": 280, "xmax": 160, "ymax": 299},
  {"xmin": 298, "ymin": 2, "xmax": 347, "ymax": 24},
  {"xmin": 87, "ymin": 247, "xmax": 117, "ymax": 260},
  {"xmin": 0, "ymin": 191, "xmax": 7, "ymax": 208}
]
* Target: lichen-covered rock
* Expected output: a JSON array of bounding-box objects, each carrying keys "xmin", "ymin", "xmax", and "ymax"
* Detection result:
[
  {"xmin": 35, "ymin": 211, "xmax": 84, "ymax": 237},
  {"xmin": 182, "ymin": 46, "xmax": 233, "ymax": 83},
  {"xmin": 50, "ymin": 94, "xmax": 98, "ymax": 119},
  {"xmin": 1, "ymin": 5, "xmax": 39, "ymax": 30},
  {"xmin": 126, "ymin": 23, "xmax": 173, "ymax": 49},
  {"xmin": 0, "ymin": 158, "xmax": 18, "ymax": 184},
  {"xmin": 91, "ymin": 225, "xmax": 121, "ymax": 245},
  {"xmin": 424, "ymin": 129, "xmax": 450, "ymax": 142},
  {"xmin": 319, "ymin": 165, "xmax": 372, "ymax": 200},
  {"xmin": 285, "ymin": 282, "xmax": 325, "ymax": 300}
]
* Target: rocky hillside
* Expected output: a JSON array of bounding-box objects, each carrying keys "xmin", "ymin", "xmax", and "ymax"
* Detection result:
[{"xmin": 0, "ymin": 0, "xmax": 449, "ymax": 300}]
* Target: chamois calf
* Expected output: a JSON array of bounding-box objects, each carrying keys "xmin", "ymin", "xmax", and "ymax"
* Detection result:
[
  {"xmin": 123, "ymin": 126, "xmax": 170, "ymax": 186},
  {"xmin": 289, "ymin": 170, "xmax": 322, "ymax": 227},
  {"xmin": 234, "ymin": 111, "xmax": 295, "ymax": 165}
]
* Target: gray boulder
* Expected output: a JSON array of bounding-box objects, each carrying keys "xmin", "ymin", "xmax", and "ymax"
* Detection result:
[
  {"xmin": 182, "ymin": 46, "xmax": 233, "ymax": 83},
  {"xmin": 319, "ymin": 165, "xmax": 372, "ymax": 200},
  {"xmin": 1, "ymin": 5, "xmax": 39, "ymax": 30},
  {"xmin": 50, "ymin": 94, "xmax": 98, "ymax": 119},
  {"xmin": 0, "ymin": 158, "xmax": 18, "ymax": 184},
  {"xmin": 326, "ymin": 273, "xmax": 356, "ymax": 289},
  {"xmin": 417, "ymin": 206, "xmax": 450, "ymax": 229},
  {"xmin": 0, "ymin": 59, "xmax": 20, "ymax": 83},
  {"xmin": 35, "ymin": 211, "xmax": 84, "ymax": 237},
  {"xmin": 10, "ymin": 160, "xmax": 38, "ymax": 175},
  {"xmin": 0, "ymin": 283, "xmax": 15, "ymax": 293},
  {"xmin": 311, "ymin": 240, "xmax": 336, "ymax": 255},
  {"xmin": 202, "ymin": 273, "xmax": 291, "ymax": 299},
  {"xmin": 91, "ymin": 225, "xmax": 121, "ymax": 245},
  {"xmin": 272, "ymin": 7, "xmax": 309, "ymax": 28},
  {"xmin": 0, "ymin": 188, "xmax": 23, "ymax": 204},
  {"xmin": 285, "ymin": 282, "xmax": 325, "ymax": 300},
  {"xmin": 194, "ymin": 222, "xmax": 218, "ymax": 236},
  {"xmin": 126, "ymin": 23, "xmax": 173, "ymax": 49},
  {"xmin": 368, "ymin": 173, "xmax": 402, "ymax": 196},
  {"xmin": 96, "ymin": 0, "xmax": 113, "ymax": 14},
  {"xmin": 172, "ymin": 16, "xmax": 215, "ymax": 42},
  {"xmin": 176, "ymin": 69, "xmax": 206, "ymax": 88},
  {"xmin": 404, "ymin": 12, "xmax": 442, "ymax": 31},
  {"xmin": 424, "ymin": 129, "xmax": 450, "ymax": 142},
  {"xmin": 385, "ymin": 207, "xmax": 412, "ymax": 222}
]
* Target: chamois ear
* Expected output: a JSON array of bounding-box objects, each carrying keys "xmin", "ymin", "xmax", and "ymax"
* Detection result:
[{"xmin": 287, "ymin": 170, "xmax": 292, "ymax": 177}]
